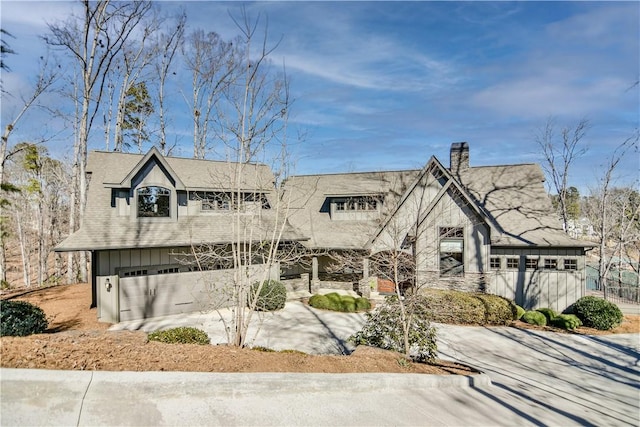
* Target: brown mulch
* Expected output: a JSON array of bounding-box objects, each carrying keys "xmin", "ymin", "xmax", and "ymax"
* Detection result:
[
  {"xmin": 1, "ymin": 284, "xmax": 637, "ymax": 374},
  {"xmin": 0, "ymin": 284, "xmax": 473, "ymax": 374}
]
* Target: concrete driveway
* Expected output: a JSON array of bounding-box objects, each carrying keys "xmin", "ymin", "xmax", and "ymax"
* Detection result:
[
  {"xmin": 437, "ymin": 324, "xmax": 640, "ymax": 426},
  {"xmin": 2, "ymin": 302, "xmax": 639, "ymax": 426}
]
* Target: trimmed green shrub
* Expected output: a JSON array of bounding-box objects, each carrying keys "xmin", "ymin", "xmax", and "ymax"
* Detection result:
[
  {"xmin": 308, "ymin": 293, "xmax": 371, "ymax": 312},
  {"xmin": 249, "ymin": 280, "xmax": 287, "ymax": 312},
  {"xmin": 419, "ymin": 289, "xmax": 517, "ymax": 325},
  {"xmin": 420, "ymin": 289, "xmax": 485, "ymax": 324},
  {"xmin": 0, "ymin": 300, "xmax": 48, "ymax": 337},
  {"xmin": 515, "ymin": 305, "xmax": 526, "ymax": 320},
  {"xmin": 350, "ymin": 295, "xmax": 437, "ymax": 363},
  {"xmin": 473, "ymin": 293, "xmax": 516, "ymax": 325},
  {"xmin": 308, "ymin": 294, "xmax": 331, "ymax": 310},
  {"xmin": 355, "ymin": 297, "xmax": 372, "ymax": 311},
  {"xmin": 536, "ymin": 308, "xmax": 557, "ymax": 323},
  {"xmin": 521, "ymin": 311, "xmax": 547, "ymax": 326},
  {"xmin": 550, "ymin": 314, "xmax": 582, "ymax": 330},
  {"xmin": 570, "ymin": 296, "xmax": 623, "ymax": 330},
  {"xmin": 148, "ymin": 327, "xmax": 210, "ymax": 345}
]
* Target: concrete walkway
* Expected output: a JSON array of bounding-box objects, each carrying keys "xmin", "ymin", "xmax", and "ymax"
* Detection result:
[{"xmin": 1, "ymin": 301, "xmax": 639, "ymax": 426}]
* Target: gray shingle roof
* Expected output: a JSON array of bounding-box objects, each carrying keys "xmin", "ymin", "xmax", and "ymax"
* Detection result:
[
  {"xmin": 284, "ymin": 170, "xmax": 420, "ymax": 249},
  {"xmin": 57, "ymin": 148, "xmax": 591, "ymax": 253},
  {"xmin": 56, "ymin": 150, "xmax": 304, "ymax": 251},
  {"xmin": 454, "ymin": 163, "xmax": 590, "ymax": 247}
]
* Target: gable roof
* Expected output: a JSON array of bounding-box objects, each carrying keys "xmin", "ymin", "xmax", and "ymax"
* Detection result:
[
  {"xmin": 283, "ymin": 170, "xmax": 421, "ymax": 249},
  {"xmin": 56, "ymin": 150, "xmax": 303, "ymax": 251},
  {"xmin": 366, "ymin": 156, "xmax": 590, "ymax": 249},
  {"xmin": 111, "ymin": 146, "xmax": 185, "ymax": 190},
  {"xmin": 453, "ymin": 163, "xmax": 589, "ymax": 247}
]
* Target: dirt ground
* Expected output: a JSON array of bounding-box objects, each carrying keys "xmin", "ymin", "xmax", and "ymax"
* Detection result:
[{"xmin": 1, "ymin": 284, "xmax": 638, "ymax": 374}]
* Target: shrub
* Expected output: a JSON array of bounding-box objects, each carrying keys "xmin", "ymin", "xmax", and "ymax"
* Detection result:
[
  {"xmin": 521, "ymin": 311, "xmax": 547, "ymax": 326},
  {"xmin": 550, "ymin": 314, "xmax": 582, "ymax": 330},
  {"xmin": 148, "ymin": 327, "xmax": 210, "ymax": 345},
  {"xmin": 420, "ymin": 289, "xmax": 485, "ymax": 324},
  {"xmin": 308, "ymin": 294, "xmax": 331, "ymax": 310},
  {"xmin": 536, "ymin": 308, "xmax": 557, "ymax": 323},
  {"xmin": 249, "ymin": 280, "xmax": 287, "ymax": 312},
  {"xmin": 0, "ymin": 300, "xmax": 48, "ymax": 337},
  {"xmin": 515, "ymin": 305, "xmax": 526, "ymax": 320},
  {"xmin": 350, "ymin": 295, "xmax": 437, "ymax": 363},
  {"xmin": 355, "ymin": 297, "xmax": 372, "ymax": 311},
  {"xmin": 309, "ymin": 293, "xmax": 371, "ymax": 312},
  {"xmin": 473, "ymin": 293, "xmax": 515, "ymax": 325},
  {"xmin": 570, "ymin": 296, "xmax": 623, "ymax": 330},
  {"xmin": 420, "ymin": 289, "xmax": 516, "ymax": 325}
]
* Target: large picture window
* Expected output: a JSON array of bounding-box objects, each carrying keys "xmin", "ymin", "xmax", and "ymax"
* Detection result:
[
  {"xmin": 137, "ymin": 186, "xmax": 170, "ymax": 217},
  {"xmin": 439, "ymin": 227, "xmax": 464, "ymax": 277}
]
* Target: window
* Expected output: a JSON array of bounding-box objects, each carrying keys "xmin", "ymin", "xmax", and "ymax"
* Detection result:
[
  {"xmin": 333, "ymin": 196, "xmax": 380, "ymax": 212},
  {"xmin": 190, "ymin": 191, "xmax": 270, "ymax": 211},
  {"xmin": 123, "ymin": 269, "xmax": 148, "ymax": 277},
  {"xmin": 543, "ymin": 259, "xmax": 558, "ymax": 270},
  {"xmin": 137, "ymin": 186, "xmax": 170, "ymax": 217},
  {"xmin": 490, "ymin": 257, "xmax": 501, "ymax": 269},
  {"xmin": 525, "ymin": 258, "xmax": 539, "ymax": 270},
  {"xmin": 506, "ymin": 258, "xmax": 519, "ymax": 269},
  {"xmin": 439, "ymin": 227, "xmax": 464, "ymax": 276},
  {"xmin": 563, "ymin": 259, "xmax": 577, "ymax": 270}
]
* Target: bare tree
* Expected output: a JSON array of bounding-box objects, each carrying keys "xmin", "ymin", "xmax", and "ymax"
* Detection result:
[
  {"xmin": 182, "ymin": 29, "xmax": 238, "ymax": 159},
  {"xmin": 44, "ymin": 0, "xmax": 153, "ymax": 282},
  {"xmin": 535, "ymin": 117, "xmax": 589, "ymax": 232},
  {"xmin": 584, "ymin": 132, "xmax": 639, "ymax": 298},
  {"xmin": 153, "ymin": 11, "xmax": 185, "ymax": 155},
  {"xmin": 185, "ymin": 10, "xmax": 294, "ymax": 348},
  {"xmin": 0, "ymin": 54, "xmax": 58, "ymax": 286}
]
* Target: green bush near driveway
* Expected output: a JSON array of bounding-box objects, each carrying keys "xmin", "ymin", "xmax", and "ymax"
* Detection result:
[
  {"xmin": 521, "ymin": 311, "xmax": 547, "ymax": 326},
  {"xmin": 308, "ymin": 292, "xmax": 371, "ymax": 313},
  {"xmin": 148, "ymin": 327, "xmax": 210, "ymax": 345},
  {"xmin": 0, "ymin": 300, "xmax": 48, "ymax": 337},
  {"xmin": 568, "ymin": 296, "xmax": 623, "ymax": 330}
]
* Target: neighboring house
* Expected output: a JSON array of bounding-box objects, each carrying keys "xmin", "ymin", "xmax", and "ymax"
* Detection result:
[{"xmin": 57, "ymin": 143, "xmax": 593, "ymax": 321}]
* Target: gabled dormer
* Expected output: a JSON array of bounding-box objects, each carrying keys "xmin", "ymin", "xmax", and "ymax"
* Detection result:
[
  {"xmin": 105, "ymin": 147, "xmax": 186, "ymax": 221},
  {"xmin": 326, "ymin": 194, "xmax": 383, "ymax": 220}
]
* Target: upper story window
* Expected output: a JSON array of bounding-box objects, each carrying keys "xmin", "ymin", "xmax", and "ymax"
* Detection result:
[
  {"xmin": 137, "ymin": 186, "xmax": 170, "ymax": 217},
  {"xmin": 439, "ymin": 227, "xmax": 464, "ymax": 277},
  {"xmin": 333, "ymin": 196, "xmax": 379, "ymax": 211},
  {"xmin": 189, "ymin": 191, "xmax": 270, "ymax": 211}
]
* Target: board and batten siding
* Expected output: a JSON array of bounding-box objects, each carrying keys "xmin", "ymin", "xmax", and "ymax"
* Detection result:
[
  {"xmin": 95, "ymin": 247, "xmax": 189, "ymax": 276},
  {"xmin": 489, "ymin": 247, "xmax": 585, "ymax": 312}
]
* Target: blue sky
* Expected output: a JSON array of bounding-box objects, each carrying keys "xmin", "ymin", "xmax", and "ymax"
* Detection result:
[{"xmin": 1, "ymin": 1, "xmax": 638, "ymax": 194}]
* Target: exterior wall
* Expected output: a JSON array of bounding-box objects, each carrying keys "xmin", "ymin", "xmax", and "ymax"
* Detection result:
[
  {"xmin": 117, "ymin": 266, "xmax": 273, "ymax": 322},
  {"xmin": 95, "ymin": 247, "xmax": 190, "ymax": 277},
  {"xmin": 488, "ymin": 247, "xmax": 585, "ymax": 312},
  {"xmin": 414, "ymin": 183, "xmax": 490, "ymax": 293},
  {"xmin": 94, "ymin": 247, "xmax": 279, "ymax": 322}
]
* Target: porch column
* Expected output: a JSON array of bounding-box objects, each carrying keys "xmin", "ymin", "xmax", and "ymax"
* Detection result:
[
  {"xmin": 311, "ymin": 256, "xmax": 320, "ymax": 293},
  {"xmin": 360, "ymin": 257, "xmax": 371, "ymax": 298}
]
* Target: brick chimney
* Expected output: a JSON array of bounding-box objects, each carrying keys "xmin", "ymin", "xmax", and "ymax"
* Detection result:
[{"xmin": 450, "ymin": 142, "xmax": 469, "ymax": 172}]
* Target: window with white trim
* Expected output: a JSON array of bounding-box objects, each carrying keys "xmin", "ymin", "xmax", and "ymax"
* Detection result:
[
  {"xmin": 490, "ymin": 257, "xmax": 501, "ymax": 269},
  {"xmin": 543, "ymin": 259, "xmax": 558, "ymax": 270},
  {"xmin": 137, "ymin": 186, "xmax": 170, "ymax": 217},
  {"xmin": 563, "ymin": 259, "xmax": 577, "ymax": 270},
  {"xmin": 439, "ymin": 227, "xmax": 464, "ymax": 277}
]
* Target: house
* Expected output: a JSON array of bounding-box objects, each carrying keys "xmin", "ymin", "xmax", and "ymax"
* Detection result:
[
  {"xmin": 57, "ymin": 143, "xmax": 592, "ymax": 322},
  {"xmin": 55, "ymin": 147, "xmax": 306, "ymax": 322}
]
